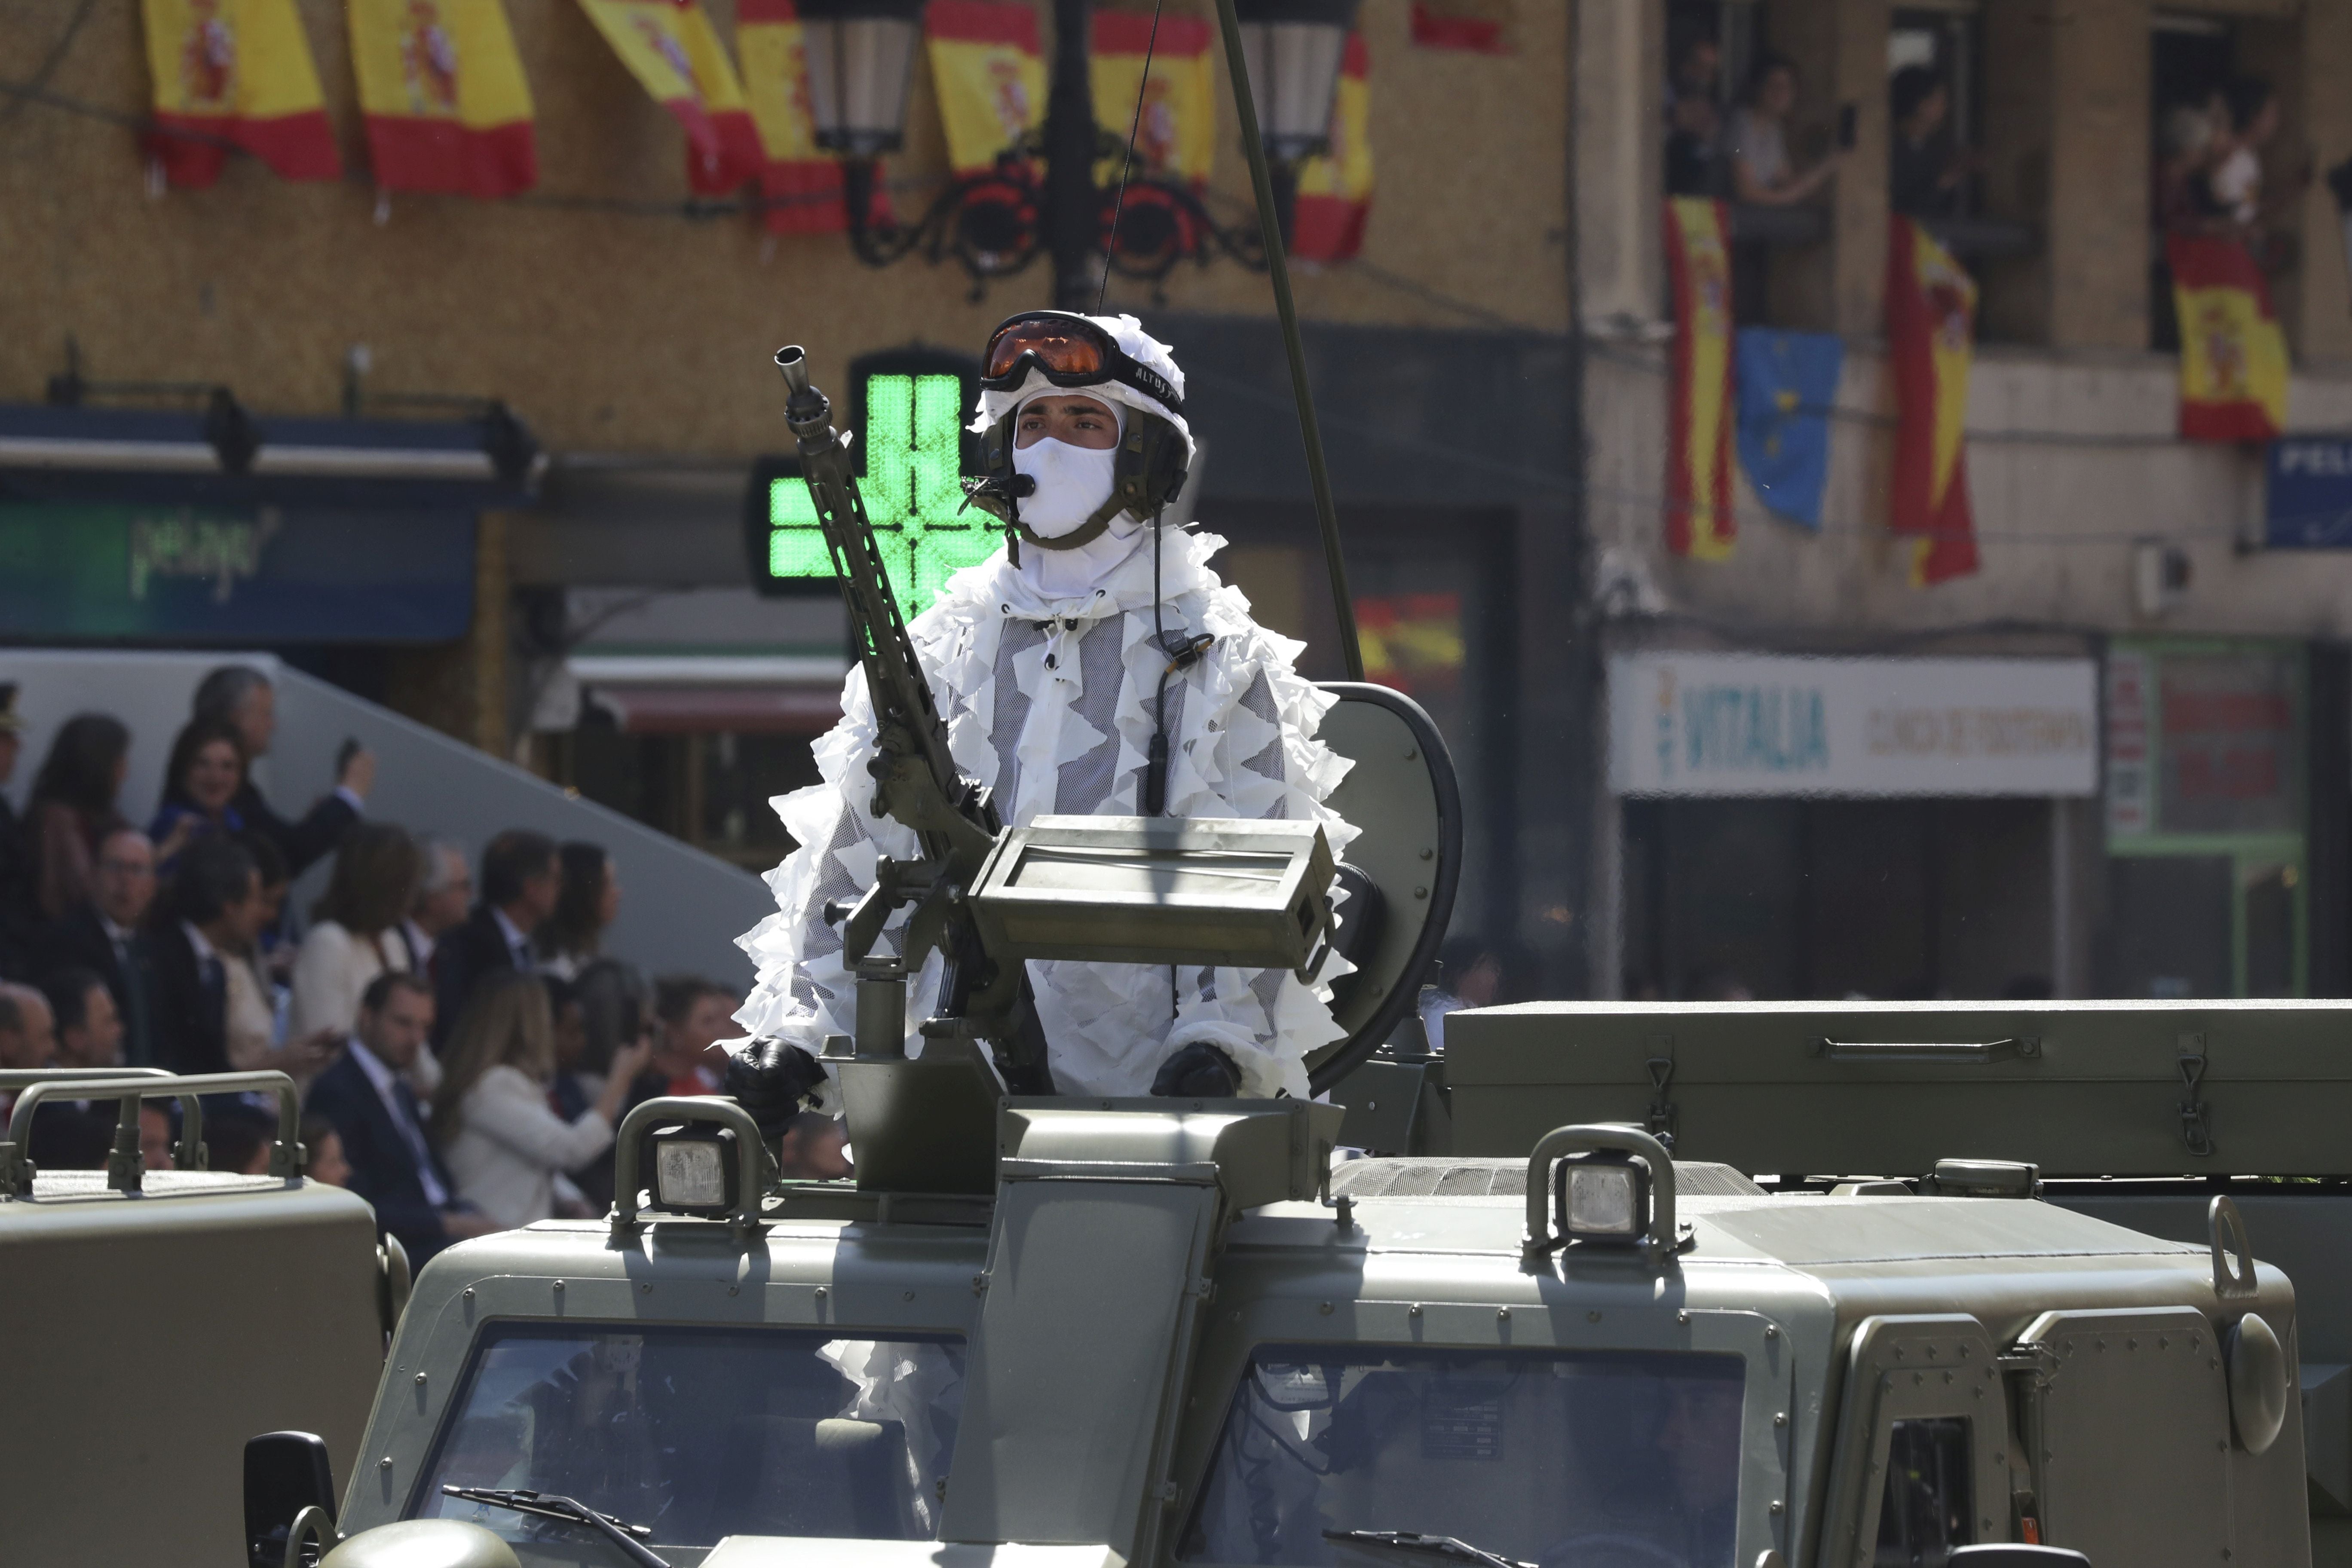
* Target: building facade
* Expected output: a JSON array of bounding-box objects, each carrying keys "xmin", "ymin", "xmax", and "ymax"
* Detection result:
[{"xmin": 5, "ymin": 0, "xmax": 2350, "ymax": 1001}]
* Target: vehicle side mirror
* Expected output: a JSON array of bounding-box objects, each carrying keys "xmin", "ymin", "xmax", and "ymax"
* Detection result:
[
  {"xmin": 245, "ymin": 1430, "xmax": 337, "ymax": 1568},
  {"xmin": 1950, "ymin": 1547, "xmax": 2092, "ymax": 1568}
]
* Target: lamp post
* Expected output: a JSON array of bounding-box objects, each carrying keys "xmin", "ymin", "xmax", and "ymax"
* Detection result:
[{"xmin": 796, "ymin": 0, "xmax": 1357, "ymax": 299}]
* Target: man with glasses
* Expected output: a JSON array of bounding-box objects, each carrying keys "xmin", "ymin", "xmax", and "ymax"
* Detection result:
[{"xmin": 738, "ymin": 311, "xmax": 1357, "ymax": 1116}]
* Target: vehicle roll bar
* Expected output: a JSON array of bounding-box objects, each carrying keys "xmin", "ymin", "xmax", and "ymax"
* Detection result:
[{"xmin": 0, "ymin": 1070, "xmax": 304, "ymax": 1196}]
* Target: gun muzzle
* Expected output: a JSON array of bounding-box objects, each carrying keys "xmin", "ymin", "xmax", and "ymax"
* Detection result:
[{"xmin": 775, "ymin": 344, "xmax": 812, "ymax": 396}]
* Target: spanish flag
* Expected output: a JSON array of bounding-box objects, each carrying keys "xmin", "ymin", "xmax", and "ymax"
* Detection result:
[
  {"xmin": 1886, "ymin": 217, "xmax": 1979, "ymax": 585},
  {"xmin": 925, "ymin": 0, "xmax": 1044, "ymax": 175},
  {"xmin": 1663, "ymin": 197, "xmax": 1735, "ymax": 561},
  {"xmin": 738, "ymin": 0, "xmax": 856, "ymax": 233},
  {"xmin": 348, "ymin": 0, "xmax": 535, "ymax": 197},
  {"xmin": 2169, "ymin": 234, "xmax": 2290, "ymax": 442},
  {"xmin": 1290, "ymin": 31, "xmax": 1371, "ymax": 264},
  {"xmin": 140, "ymin": 0, "xmax": 341, "ymax": 187},
  {"xmin": 576, "ymin": 0, "xmax": 763, "ymax": 195},
  {"xmin": 1090, "ymin": 11, "xmax": 1215, "ymax": 186}
]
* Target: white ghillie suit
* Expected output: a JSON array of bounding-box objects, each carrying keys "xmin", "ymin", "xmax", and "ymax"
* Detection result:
[
  {"xmin": 733, "ymin": 526, "xmax": 1358, "ymax": 1100},
  {"xmin": 734, "ymin": 316, "xmax": 1357, "ymax": 1100}
]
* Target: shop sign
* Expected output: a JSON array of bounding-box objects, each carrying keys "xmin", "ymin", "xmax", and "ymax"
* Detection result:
[
  {"xmin": 1608, "ymin": 652, "xmax": 2098, "ymax": 798},
  {"xmin": 0, "ymin": 502, "xmax": 474, "ymax": 642},
  {"xmin": 2266, "ymin": 438, "xmax": 2352, "ymax": 549},
  {"xmin": 2107, "ymin": 642, "xmax": 2300, "ymax": 839}
]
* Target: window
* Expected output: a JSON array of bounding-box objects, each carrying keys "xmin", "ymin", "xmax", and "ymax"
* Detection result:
[
  {"xmin": 1874, "ymin": 1418, "xmax": 1974, "ymax": 1568},
  {"xmin": 416, "ymin": 1324, "xmax": 965, "ymax": 1553},
  {"xmin": 1178, "ymin": 1346, "xmax": 1746, "ymax": 1568}
]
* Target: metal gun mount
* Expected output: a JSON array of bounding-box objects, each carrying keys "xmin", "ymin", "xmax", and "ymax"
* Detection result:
[{"xmin": 772, "ymin": 348, "xmax": 1337, "ymax": 1151}]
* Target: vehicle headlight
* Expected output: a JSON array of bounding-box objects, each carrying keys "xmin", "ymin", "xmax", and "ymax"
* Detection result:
[
  {"xmin": 1554, "ymin": 1153, "xmax": 1649, "ymax": 1246},
  {"xmin": 649, "ymin": 1124, "xmax": 738, "ymax": 1216}
]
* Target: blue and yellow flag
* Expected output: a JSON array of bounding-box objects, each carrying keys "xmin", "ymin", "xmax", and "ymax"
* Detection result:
[{"xmin": 1734, "ymin": 328, "xmax": 1842, "ymax": 530}]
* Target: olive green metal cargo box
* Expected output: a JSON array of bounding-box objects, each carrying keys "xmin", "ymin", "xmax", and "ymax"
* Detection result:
[{"xmin": 1446, "ymin": 999, "xmax": 2352, "ymax": 1174}]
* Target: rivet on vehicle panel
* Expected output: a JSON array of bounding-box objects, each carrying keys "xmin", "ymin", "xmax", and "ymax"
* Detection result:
[
  {"xmin": 1408, "ymin": 1304, "xmax": 1423, "ymax": 1317},
  {"xmin": 1770, "ymin": 1502, "xmax": 1783, "ymax": 1516},
  {"xmin": 1773, "ymin": 1412, "xmax": 1787, "ymax": 1427},
  {"xmin": 904, "ymin": 1290, "xmax": 916, "ymax": 1301},
  {"xmin": 729, "ymin": 1285, "xmax": 739, "ymax": 1295},
  {"xmin": 1498, "ymin": 1308, "xmax": 1510, "ymax": 1322},
  {"xmin": 1994, "ymin": 1452, "xmax": 2006, "ymax": 1467},
  {"xmin": 1320, "ymin": 1301, "xmax": 1334, "ymax": 1315},
  {"xmin": 1677, "ymin": 1310, "xmax": 1690, "ymax": 1324},
  {"xmin": 1414, "ymin": 888, "xmax": 1429, "ymax": 900},
  {"xmin": 2160, "ymin": 1337, "xmax": 2171, "ymax": 1350},
  {"xmin": 379, "ymin": 1458, "xmax": 393, "ymax": 1471},
  {"xmin": 2128, "ymin": 1337, "xmax": 2139, "ymax": 1351},
  {"xmin": 816, "ymin": 1286, "xmax": 828, "ymax": 1298},
  {"xmin": 414, "ymin": 1372, "xmax": 427, "ymax": 1386},
  {"xmin": 1587, "ymin": 1311, "xmax": 1602, "ymax": 1323},
  {"xmin": 553, "ymin": 1280, "xmax": 565, "ymax": 1292},
  {"xmin": 462, "ymin": 1287, "xmax": 475, "ymax": 1300},
  {"xmin": 640, "ymin": 1283, "xmax": 652, "ymax": 1293},
  {"xmin": 1419, "ymin": 848, "xmax": 1433, "ymax": 861},
  {"xmin": 1764, "ymin": 1325, "xmax": 1778, "ymax": 1339}
]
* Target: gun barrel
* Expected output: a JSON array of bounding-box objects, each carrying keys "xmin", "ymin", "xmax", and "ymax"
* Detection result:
[{"xmin": 774, "ymin": 345, "xmax": 812, "ymax": 396}]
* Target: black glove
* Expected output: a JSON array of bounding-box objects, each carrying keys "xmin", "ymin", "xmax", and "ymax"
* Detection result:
[
  {"xmin": 1151, "ymin": 1040, "xmax": 1241, "ymax": 1099},
  {"xmin": 726, "ymin": 1038, "xmax": 828, "ymax": 1136}
]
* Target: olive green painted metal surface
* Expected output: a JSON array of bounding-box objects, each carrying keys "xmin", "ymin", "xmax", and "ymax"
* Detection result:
[
  {"xmin": 0, "ymin": 1168, "xmax": 385, "ymax": 1567},
  {"xmin": 1444, "ymin": 1000, "xmax": 2352, "ymax": 1174}
]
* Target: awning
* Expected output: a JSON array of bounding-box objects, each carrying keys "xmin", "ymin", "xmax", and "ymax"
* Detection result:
[
  {"xmin": 0, "ymin": 399, "xmax": 543, "ymax": 508},
  {"xmin": 571, "ymin": 652, "xmax": 849, "ymax": 736}
]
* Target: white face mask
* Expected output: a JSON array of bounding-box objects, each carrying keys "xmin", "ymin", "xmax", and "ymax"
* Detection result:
[{"xmin": 1012, "ymin": 436, "xmax": 1119, "ymax": 538}]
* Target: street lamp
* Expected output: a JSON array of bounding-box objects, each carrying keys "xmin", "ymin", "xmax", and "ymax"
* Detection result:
[
  {"xmin": 1232, "ymin": 0, "xmax": 1360, "ymax": 241},
  {"xmin": 802, "ymin": 0, "xmax": 1355, "ymax": 300}
]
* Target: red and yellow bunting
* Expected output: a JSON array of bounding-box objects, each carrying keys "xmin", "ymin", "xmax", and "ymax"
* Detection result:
[
  {"xmin": 1886, "ymin": 217, "xmax": 1979, "ymax": 585},
  {"xmin": 1664, "ymin": 197, "xmax": 1736, "ymax": 561},
  {"xmin": 140, "ymin": 0, "xmax": 342, "ymax": 187},
  {"xmin": 2168, "ymin": 234, "xmax": 2289, "ymax": 443},
  {"xmin": 1289, "ymin": 31, "xmax": 1371, "ymax": 263},
  {"xmin": 576, "ymin": 0, "xmax": 763, "ymax": 195},
  {"xmin": 348, "ymin": 0, "xmax": 535, "ymax": 197},
  {"xmin": 925, "ymin": 0, "xmax": 1044, "ymax": 175},
  {"xmin": 738, "ymin": 0, "xmax": 861, "ymax": 233}
]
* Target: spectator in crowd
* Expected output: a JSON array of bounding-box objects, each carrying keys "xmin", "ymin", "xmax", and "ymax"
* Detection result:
[
  {"xmin": 147, "ymin": 835, "xmax": 265, "ymax": 1077},
  {"xmin": 301, "ymin": 1114, "xmax": 352, "ymax": 1188},
  {"xmin": 36, "ymin": 826, "xmax": 157, "ymax": 1066},
  {"xmin": 206, "ymin": 1117, "xmax": 273, "ymax": 1176},
  {"xmin": 649, "ymin": 975, "xmax": 739, "ymax": 1097},
  {"xmin": 2210, "ymin": 76, "xmax": 2280, "ymax": 236},
  {"xmin": 433, "ymin": 971, "xmax": 651, "ymax": 1228},
  {"xmin": 398, "ymin": 837, "xmax": 472, "ymax": 973},
  {"xmin": 1420, "ymin": 937, "xmax": 1506, "ymax": 1054},
  {"xmin": 305, "ymin": 972, "xmax": 498, "ymax": 1262},
  {"xmin": 1665, "ymin": 29, "xmax": 1725, "ymax": 197},
  {"xmin": 190, "ymin": 665, "xmax": 374, "ymax": 879},
  {"xmin": 24, "ymin": 713, "xmax": 130, "ymax": 922},
  {"xmin": 536, "ymin": 842, "xmax": 619, "ymax": 980},
  {"xmin": 138, "ymin": 1103, "xmax": 175, "ymax": 1173},
  {"xmin": 290, "ymin": 823, "xmax": 425, "ymax": 1042},
  {"xmin": 545, "ymin": 976, "xmax": 595, "ymax": 1124},
  {"xmin": 563, "ymin": 958, "xmax": 653, "ymax": 1210},
  {"xmin": 21, "ymin": 970, "xmax": 124, "ymax": 1170},
  {"xmin": 432, "ymin": 830, "xmax": 561, "ymax": 1049},
  {"xmin": 1727, "ymin": 54, "xmax": 1841, "ymax": 208},
  {"xmin": 0, "ymin": 685, "xmax": 36, "ymax": 980},
  {"xmin": 148, "ymin": 718, "xmax": 248, "ymax": 870},
  {"xmin": 2155, "ymin": 101, "xmax": 2222, "ymax": 234},
  {"xmin": 1888, "ymin": 65, "xmax": 1970, "ymax": 218},
  {"xmin": 216, "ymin": 834, "xmax": 335, "ymax": 1086},
  {"xmin": 0, "ymin": 981, "xmax": 56, "ymax": 1071}
]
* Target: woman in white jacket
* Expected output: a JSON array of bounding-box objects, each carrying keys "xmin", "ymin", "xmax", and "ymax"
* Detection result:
[
  {"xmin": 288, "ymin": 824, "xmax": 422, "ymax": 1041},
  {"xmin": 433, "ymin": 972, "xmax": 652, "ymax": 1228}
]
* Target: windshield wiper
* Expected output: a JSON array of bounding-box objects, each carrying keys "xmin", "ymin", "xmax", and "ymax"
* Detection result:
[
  {"xmin": 1324, "ymin": 1530, "xmax": 1537, "ymax": 1568},
  {"xmin": 441, "ymin": 1485, "xmax": 672, "ymax": 1568}
]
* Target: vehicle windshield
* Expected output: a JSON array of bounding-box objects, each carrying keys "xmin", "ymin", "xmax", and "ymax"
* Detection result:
[
  {"xmin": 1178, "ymin": 1346, "xmax": 1745, "ymax": 1568},
  {"xmin": 416, "ymin": 1323, "xmax": 965, "ymax": 1553}
]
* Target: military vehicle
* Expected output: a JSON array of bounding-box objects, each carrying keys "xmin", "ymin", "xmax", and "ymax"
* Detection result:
[{"xmin": 0, "ymin": 1069, "xmax": 398, "ymax": 1565}]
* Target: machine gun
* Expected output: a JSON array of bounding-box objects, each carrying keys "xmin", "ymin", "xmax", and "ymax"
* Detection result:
[{"xmin": 773, "ymin": 345, "xmax": 1054, "ymax": 1093}]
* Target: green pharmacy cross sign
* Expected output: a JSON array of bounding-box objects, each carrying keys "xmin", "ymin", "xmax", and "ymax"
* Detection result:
[{"xmin": 747, "ymin": 350, "xmax": 997, "ymax": 608}]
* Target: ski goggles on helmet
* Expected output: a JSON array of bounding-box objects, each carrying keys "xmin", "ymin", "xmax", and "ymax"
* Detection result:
[{"xmin": 980, "ymin": 311, "xmax": 1184, "ymax": 417}]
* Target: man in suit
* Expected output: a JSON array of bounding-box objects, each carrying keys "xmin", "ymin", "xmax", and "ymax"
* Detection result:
[
  {"xmin": 0, "ymin": 683, "xmax": 34, "ymax": 980},
  {"xmin": 431, "ymin": 830, "xmax": 560, "ymax": 1048},
  {"xmin": 37, "ymin": 826, "xmax": 158, "ymax": 1066},
  {"xmin": 396, "ymin": 837, "xmax": 472, "ymax": 974},
  {"xmin": 305, "ymin": 972, "xmax": 497, "ymax": 1262},
  {"xmin": 191, "ymin": 665, "xmax": 376, "ymax": 880},
  {"xmin": 25, "ymin": 967, "xmax": 125, "ymax": 1169},
  {"xmin": 147, "ymin": 836, "xmax": 266, "ymax": 1078}
]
